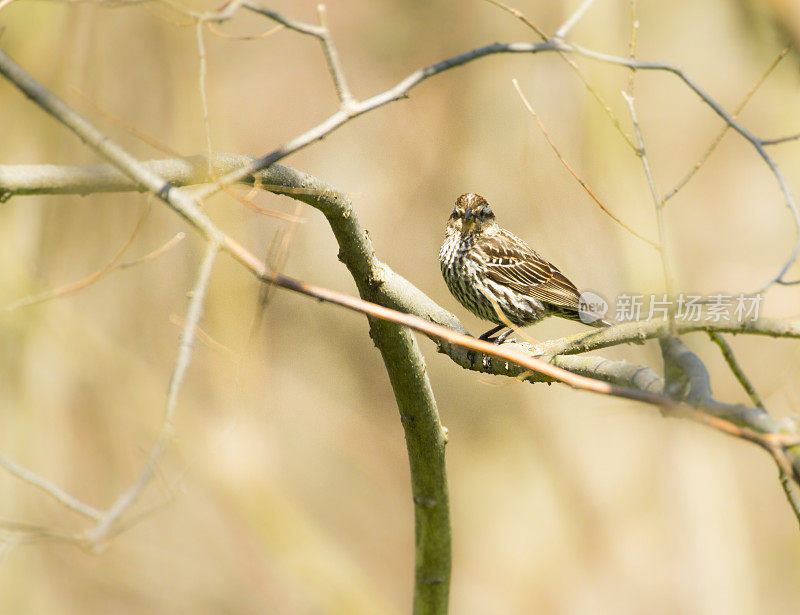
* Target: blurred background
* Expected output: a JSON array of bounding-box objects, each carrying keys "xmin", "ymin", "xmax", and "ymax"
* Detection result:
[{"xmin": 2, "ymin": 0, "xmax": 800, "ymax": 613}]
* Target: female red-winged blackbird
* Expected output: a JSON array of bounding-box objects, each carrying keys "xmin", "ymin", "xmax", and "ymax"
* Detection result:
[{"xmin": 439, "ymin": 193, "xmax": 611, "ymax": 342}]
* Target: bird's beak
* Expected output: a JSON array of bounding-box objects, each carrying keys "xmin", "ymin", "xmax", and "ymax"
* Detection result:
[{"xmin": 461, "ymin": 209, "xmax": 478, "ymax": 233}]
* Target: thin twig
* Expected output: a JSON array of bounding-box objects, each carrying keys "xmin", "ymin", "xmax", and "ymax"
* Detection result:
[
  {"xmin": 663, "ymin": 45, "xmax": 791, "ymax": 204},
  {"xmin": 762, "ymin": 132, "xmax": 800, "ymax": 146},
  {"xmin": 119, "ymin": 232, "xmax": 185, "ymax": 268},
  {"xmin": 485, "ymin": 0, "xmax": 636, "ymax": 148},
  {"xmin": 708, "ymin": 332, "xmax": 767, "ymax": 410},
  {"xmin": 4, "ymin": 229, "xmax": 184, "ymax": 312},
  {"xmin": 0, "ymin": 521, "xmax": 83, "ymax": 546},
  {"xmin": 240, "ymin": 1, "xmax": 325, "ymax": 36},
  {"xmin": 513, "ymin": 79, "xmax": 657, "ymax": 247},
  {"xmin": 621, "ymin": 91, "xmax": 676, "ymax": 330},
  {"xmin": 169, "ymin": 313, "xmax": 237, "ymax": 361},
  {"xmin": 315, "ymin": 4, "xmax": 355, "ymax": 108},
  {"xmin": 553, "ymin": 0, "xmax": 599, "ymax": 40},
  {"xmin": 256, "ymin": 201, "xmax": 304, "ymax": 322},
  {"xmin": 86, "ymin": 240, "xmax": 219, "ymax": 547},
  {"xmin": 682, "ymin": 411, "xmax": 798, "ymax": 479},
  {"xmin": 542, "ymin": 316, "xmax": 800, "ymax": 355},
  {"xmin": 219, "ymin": 183, "xmax": 307, "ymax": 221},
  {"xmin": 3, "ymin": 195, "xmax": 183, "ymax": 313},
  {"xmin": 3, "ymin": 205, "xmax": 149, "ymax": 310},
  {"xmin": 482, "ymin": 0, "xmax": 547, "ymax": 39},
  {"xmin": 203, "ymin": 0, "xmax": 244, "ymax": 21},
  {"xmin": 196, "ymin": 19, "xmax": 214, "ymax": 177},
  {"xmin": 154, "ymin": 0, "xmax": 244, "ymax": 24},
  {"xmin": 207, "ymin": 20, "xmax": 283, "ymax": 40},
  {"xmin": 0, "ymin": 454, "xmax": 103, "ymax": 521},
  {"xmin": 780, "ymin": 470, "xmax": 800, "ymax": 530},
  {"xmin": 626, "ymin": 0, "xmax": 638, "ymax": 95},
  {"xmin": 241, "ymin": 0, "xmax": 354, "ymax": 108},
  {"xmin": 69, "ymin": 87, "xmax": 182, "ymax": 157}
]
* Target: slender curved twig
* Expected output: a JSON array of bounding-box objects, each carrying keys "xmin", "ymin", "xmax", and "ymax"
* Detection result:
[
  {"xmin": 86, "ymin": 240, "xmax": 219, "ymax": 548},
  {"xmin": 512, "ymin": 79, "xmax": 657, "ymax": 247},
  {"xmin": 708, "ymin": 332, "xmax": 767, "ymax": 410}
]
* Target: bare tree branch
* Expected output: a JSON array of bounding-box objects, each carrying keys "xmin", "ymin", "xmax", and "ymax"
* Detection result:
[
  {"xmin": 3, "ymin": 4, "xmax": 800, "ymax": 606},
  {"xmin": 0, "ymin": 454, "xmax": 103, "ymax": 521},
  {"xmin": 763, "ymin": 132, "xmax": 800, "ymax": 146},
  {"xmin": 662, "ymin": 45, "xmax": 792, "ymax": 204},
  {"xmin": 85, "ymin": 240, "xmax": 219, "ymax": 548},
  {"xmin": 239, "ymin": 1, "xmax": 355, "ymax": 108},
  {"xmin": 540, "ymin": 317, "xmax": 800, "ymax": 355},
  {"xmin": 553, "ymin": 0, "xmax": 599, "ymax": 40},
  {"xmin": 485, "ymin": 0, "xmax": 636, "ymax": 149},
  {"xmin": 195, "ymin": 19, "xmax": 213, "ymax": 174},
  {"xmin": 557, "ymin": 40, "xmax": 800, "ymax": 290},
  {"xmin": 622, "ymin": 91, "xmax": 677, "ymax": 331},
  {"xmin": 150, "ymin": 17, "xmax": 798, "ymax": 292},
  {"xmin": 708, "ymin": 332, "xmax": 767, "ymax": 411},
  {"xmin": 0, "ymin": 48, "xmax": 224, "ymax": 244},
  {"xmin": 187, "ymin": 39, "xmax": 556, "ymax": 201},
  {"xmin": 512, "ymin": 79, "xmax": 657, "ymax": 248},
  {"xmin": 10, "ymin": 0, "xmax": 799, "ymax": 292},
  {"xmin": 780, "ymin": 471, "xmax": 800, "ymax": 530},
  {"xmin": 3, "ymin": 154, "xmax": 799, "ymax": 356},
  {"xmin": 4, "ymin": 152, "xmax": 798, "ymax": 479},
  {"xmin": 3, "ymin": 222, "xmax": 184, "ymax": 312}
]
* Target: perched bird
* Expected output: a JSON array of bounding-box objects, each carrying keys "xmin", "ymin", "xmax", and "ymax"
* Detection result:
[{"xmin": 439, "ymin": 193, "xmax": 611, "ymax": 342}]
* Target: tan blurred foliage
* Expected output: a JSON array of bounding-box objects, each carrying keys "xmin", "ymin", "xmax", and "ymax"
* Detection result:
[{"xmin": 1, "ymin": 0, "xmax": 800, "ymax": 613}]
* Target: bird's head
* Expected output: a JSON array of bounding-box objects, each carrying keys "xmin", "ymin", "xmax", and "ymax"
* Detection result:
[{"xmin": 447, "ymin": 193, "xmax": 496, "ymax": 235}]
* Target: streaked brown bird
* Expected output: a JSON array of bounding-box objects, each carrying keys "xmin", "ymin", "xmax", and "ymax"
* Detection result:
[{"xmin": 439, "ymin": 193, "xmax": 611, "ymax": 342}]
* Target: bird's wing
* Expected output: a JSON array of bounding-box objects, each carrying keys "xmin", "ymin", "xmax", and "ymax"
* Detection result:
[{"xmin": 476, "ymin": 230, "xmax": 582, "ymax": 311}]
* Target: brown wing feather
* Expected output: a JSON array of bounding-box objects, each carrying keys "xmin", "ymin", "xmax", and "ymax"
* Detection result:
[{"xmin": 476, "ymin": 229, "xmax": 582, "ymax": 311}]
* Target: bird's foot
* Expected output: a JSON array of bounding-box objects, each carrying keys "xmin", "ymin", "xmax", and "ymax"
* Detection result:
[
  {"xmin": 494, "ymin": 329, "xmax": 515, "ymax": 344},
  {"xmin": 478, "ymin": 324, "xmax": 508, "ymax": 343},
  {"xmin": 478, "ymin": 327, "xmax": 519, "ymax": 344},
  {"xmin": 478, "ymin": 325, "xmax": 505, "ymax": 342}
]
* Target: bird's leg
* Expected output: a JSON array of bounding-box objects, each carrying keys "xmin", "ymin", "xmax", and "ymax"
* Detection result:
[{"xmin": 478, "ymin": 324, "xmax": 506, "ymax": 342}]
